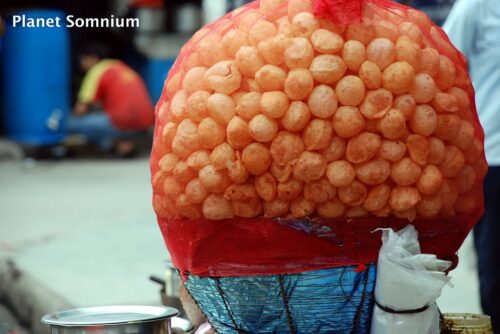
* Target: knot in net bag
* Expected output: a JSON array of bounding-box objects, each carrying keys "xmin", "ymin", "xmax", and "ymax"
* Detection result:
[{"xmin": 150, "ymin": 0, "xmax": 487, "ymax": 332}]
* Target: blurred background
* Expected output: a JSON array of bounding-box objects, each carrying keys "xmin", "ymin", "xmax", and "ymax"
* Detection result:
[{"xmin": 0, "ymin": 0, "xmax": 477, "ymax": 334}]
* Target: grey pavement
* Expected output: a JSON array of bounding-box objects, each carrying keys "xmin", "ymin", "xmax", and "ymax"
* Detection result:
[{"xmin": 0, "ymin": 157, "xmax": 484, "ymax": 333}]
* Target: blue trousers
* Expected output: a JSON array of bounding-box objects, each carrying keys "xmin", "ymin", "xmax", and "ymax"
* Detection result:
[
  {"xmin": 474, "ymin": 166, "xmax": 500, "ymax": 332},
  {"xmin": 68, "ymin": 113, "xmax": 134, "ymax": 151}
]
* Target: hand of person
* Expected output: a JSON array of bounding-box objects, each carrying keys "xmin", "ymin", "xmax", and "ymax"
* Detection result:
[{"xmin": 74, "ymin": 102, "xmax": 89, "ymax": 115}]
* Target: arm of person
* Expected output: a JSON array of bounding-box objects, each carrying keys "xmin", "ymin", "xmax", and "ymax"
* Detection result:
[{"xmin": 442, "ymin": 0, "xmax": 479, "ymax": 59}]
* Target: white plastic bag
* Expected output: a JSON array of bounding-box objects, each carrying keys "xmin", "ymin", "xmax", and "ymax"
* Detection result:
[{"xmin": 370, "ymin": 225, "xmax": 452, "ymax": 334}]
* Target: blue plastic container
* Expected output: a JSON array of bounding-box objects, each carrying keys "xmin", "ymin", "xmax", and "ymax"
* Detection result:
[
  {"xmin": 138, "ymin": 58, "xmax": 175, "ymax": 104},
  {"xmin": 1, "ymin": 10, "xmax": 70, "ymax": 145}
]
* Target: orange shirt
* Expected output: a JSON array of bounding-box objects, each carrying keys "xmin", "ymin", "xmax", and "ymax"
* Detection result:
[{"xmin": 79, "ymin": 60, "xmax": 155, "ymax": 130}]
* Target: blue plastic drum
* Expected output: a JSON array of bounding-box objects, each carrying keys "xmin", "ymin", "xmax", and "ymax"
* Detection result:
[{"xmin": 1, "ymin": 10, "xmax": 70, "ymax": 145}]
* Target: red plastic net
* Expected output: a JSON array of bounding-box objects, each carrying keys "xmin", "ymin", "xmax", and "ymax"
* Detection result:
[{"xmin": 150, "ymin": 0, "xmax": 487, "ymax": 278}]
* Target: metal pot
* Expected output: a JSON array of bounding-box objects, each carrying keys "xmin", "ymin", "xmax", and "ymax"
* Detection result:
[{"xmin": 42, "ymin": 305, "xmax": 178, "ymax": 334}]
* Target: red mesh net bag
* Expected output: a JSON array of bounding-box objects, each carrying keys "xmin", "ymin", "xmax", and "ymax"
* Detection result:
[{"xmin": 150, "ymin": 0, "xmax": 487, "ymax": 278}]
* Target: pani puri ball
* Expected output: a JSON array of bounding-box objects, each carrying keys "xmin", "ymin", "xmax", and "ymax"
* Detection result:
[
  {"xmin": 346, "ymin": 206, "xmax": 370, "ymax": 218},
  {"xmin": 237, "ymin": 10, "xmax": 262, "ymax": 33},
  {"xmin": 377, "ymin": 108, "xmax": 407, "ymax": 140},
  {"xmin": 235, "ymin": 46, "xmax": 265, "ymax": 78},
  {"xmin": 284, "ymin": 69, "xmax": 314, "ymax": 100},
  {"xmin": 465, "ymin": 138, "xmax": 484, "ymax": 164},
  {"xmin": 277, "ymin": 178, "xmax": 303, "ymax": 200},
  {"xmin": 303, "ymin": 119, "xmax": 334, "ymax": 150},
  {"xmin": 186, "ymin": 150, "xmax": 211, "ymax": 171},
  {"xmin": 173, "ymin": 161, "xmax": 197, "ymax": 183},
  {"xmin": 311, "ymin": 29, "xmax": 344, "ymax": 54},
  {"xmin": 255, "ymin": 172, "xmax": 277, "ymax": 201},
  {"xmin": 227, "ymin": 155, "xmax": 250, "ymax": 184},
  {"xmin": 454, "ymin": 194, "xmax": 477, "ymax": 215},
  {"xmin": 249, "ymin": 19, "xmax": 278, "ymax": 46},
  {"xmin": 410, "ymin": 73, "xmax": 438, "ymax": 104},
  {"xmin": 409, "ymin": 104, "xmax": 437, "ymax": 137},
  {"xmin": 427, "ymin": 137, "xmax": 446, "ymax": 165},
  {"xmin": 183, "ymin": 67, "xmax": 211, "ymax": 95},
  {"xmin": 198, "ymin": 117, "xmax": 226, "ymax": 149},
  {"xmin": 292, "ymin": 12, "xmax": 320, "ymax": 38},
  {"xmin": 241, "ymin": 78, "xmax": 262, "ymax": 92},
  {"xmin": 364, "ymin": 183, "xmax": 391, "ymax": 212},
  {"xmin": 396, "ymin": 36, "xmax": 421, "ymax": 71},
  {"xmin": 285, "ymin": 37, "xmax": 315, "ymax": 69},
  {"xmin": 204, "ymin": 60, "xmax": 242, "ymax": 95},
  {"xmin": 255, "ymin": 64, "xmax": 287, "ymax": 91},
  {"xmin": 236, "ymin": 92, "xmax": 262, "ymax": 121},
  {"xmin": 270, "ymin": 161, "xmax": 293, "ymax": 183},
  {"xmin": 260, "ymin": 91, "xmax": 290, "ymax": 118},
  {"xmin": 432, "ymin": 93, "xmax": 459, "ymax": 113},
  {"xmin": 264, "ymin": 198, "xmax": 290, "ymax": 217},
  {"xmin": 438, "ymin": 179, "xmax": 459, "ymax": 209},
  {"xmin": 173, "ymin": 119, "xmax": 200, "ymax": 157},
  {"xmin": 366, "ymin": 38, "xmax": 396, "ymax": 70},
  {"xmin": 391, "ymin": 157, "xmax": 422, "ymax": 186},
  {"xmin": 199, "ymin": 165, "xmax": 232, "ymax": 193},
  {"xmin": 406, "ymin": 134, "xmax": 430, "ymax": 166},
  {"xmin": 271, "ymin": 131, "xmax": 305, "ymax": 166},
  {"xmin": 186, "ymin": 178, "xmax": 209, "ymax": 204},
  {"xmin": 389, "ymin": 186, "xmax": 421, "ymax": 212},
  {"xmin": 335, "ymin": 76, "xmax": 366, "ymax": 106},
  {"xmin": 322, "ymin": 136, "xmax": 347, "ymax": 162},
  {"xmin": 435, "ymin": 55, "xmax": 457, "ymax": 91},
  {"xmin": 375, "ymin": 20, "xmax": 399, "ymax": 42},
  {"xmin": 242, "ymin": 142, "xmax": 272, "ymax": 175},
  {"xmin": 187, "ymin": 91, "xmax": 211, "ymax": 122},
  {"xmin": 454, "ymin": 164, "xmax": 476, "ymax": 194},
  {"xmin": 439, "ymin": 146, "xmax": 465, "ymax": 178},
  {"xmin": 202, "ymin": 194, "xmax": 235, "ymax": 220},
  {"xmin": 319, "ymin": 18, "xmax": 345, "ymax": 35},
  {"xmin": 207, "ymin": 93, "xmax": 236, "ymax": 124},
  {"xmin": 171, "ymin": 90, "xmax": 188, "ymax": 120},
  {"xmin": 378, "ymin": 140, "xmax": 407, "ymax": 162},
  {"xmin": 288, "ymin": 0, "xmax": 313, "ymax": 20},
  {"xmin": 342, "ymin": 40, "xmax": 366, "ymax": 72},
  {"xmin": 393, "ymin": 94, "xmax": 416, "ymax": 120},
  {"xmin": 416, "ymin": 194, "xmax": 442, "ymax": 218},
  {"xmin": 210, "ymin": 143, "xmax": 236, "ymax": 170},
  {"xmin": 447, "ymin": 87, "xmax": 471, "ymax": 116},
  {"xmin": 355, "ymin": 159, "xmax": 391, "ymax": 186},
  {"xmin": 399, "ymin": 21, "xmax": 423, "ymax": 45},
  {"xmin": 382, "ymin": 61, "xmax": 415, "ymax": 94},
  {"xmin": 449, "ymin": 120, "xmax": 475, "ymax": 151},
  {"xmin": 232, "ymin": 197, "xmax": 263, "ymax": 218},
  {"xmin": 153, "ymin": 195, "xmax": 177, "ymax": 219},
  {"xmin": 164, "ymin": 177, "xmax": 184, "ymax": 200},
  {"xmin": 338, "ymin": 180, "xmax": 368, "ymax": 206},
  {"xmin": 153, "ymin": 171, "xmax": 168, "ymax": 196},
  {"xmin": 474, "ymin": 158, "xmax": 488, "ymax": 180},
  {"xmin": 420, "ymin": 47, "xmax": 440, "ymax": 77},
  {"xmin": 310, "ymin": 55, "xmax": 347, "ymax": 84},
  {"xmin": 176, "ymin": 195, "xmax": 203, "ymax": 219},
  {"xmin": 166, "ymin": 72, "xmax": 183, "ymax": 98},
  {"xmin": 303, "ymin": 177, "xmax": 336, "ymax": 203},
  {"xmin": 227, "ymin": 116, "xmax": 253, "ymax": 149},
  {"xmin": 159, "ymin": 153, "xmax": 179, "ymax": 173},
  {"xmin": 249, "ymin": 114, "xmax": 279, "ymax": 142},
  {"xmin": 333, "ymin": 106, "xmax": 366, "ymax": 138},
  {"xmin": 196, "ymin": 33, "xmax": 227, "ymax": 67},
  {"xmin": 290, "ymin": 196, "xmax": 316, "ymax": 217},
  {"xmin": 293, "ymin": 151, "xmax": 327, "ymax": 182},
  {"xmin": 360, "ymin": 88, "xmax": 393, "ymax": 119},
  {"xmin": 224, "ymin": 183, "xmax": 259, "ymax": 201},
  {"xmin": 393, "ymin": 208, "xmax": 417, "ymax": 222},
  {"xmin": 317, "ymin": 197, "xmax": 347, "ymax": 218},
  {"xmin": 231, "ymin": 91, "xmax": 246, "ymax": 104},
  {"xmin": 258, "ymin": 34, "xmax": 292, "ymax": 65},
  {"xmin": 359, "ymin": 61, "xmax": 382, "ymax": 89},
  {"xmin": 373, "ymin": 204, "xmax": 391, "ymax": 218},
  {"xmin": 222, "ymin": 29, "xmax": 250, "ymax": 58},
  {"xmin": 346, "ymin": 22, "xmax": 375, "ymax": 46},
  {"xmin": 346, "ymin": 132, "xmax": 382, "ymax": 164},
  {"xmin": 326, "ymin": 160, "xmax": 356, "ymax": 187},
  {"xmin": 416, "ymin": 165, "xmax": 443, "ymax": 195},
  {"xmin": 308, "ymin": 85, "xmax": 338, "ymax": 118},
  {"xmin": 435, "ymin": 114, "xmax": 461, "ymax": 141},
  {"xmin": 281, "ymin": 101, "xmax": 311, "ymax": 131}
]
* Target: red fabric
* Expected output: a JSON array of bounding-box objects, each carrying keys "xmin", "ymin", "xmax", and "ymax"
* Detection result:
[
  {"xmin": 158, "ymin": 210, "xmax": 482, "ymax": 277},
  {"xmin": 132, "ymin": 0, "xmax": 164, "ymax": 8},
  {"xmin": 95, "ymin": 61, "xmax": 154, "ymax": 131},
  {"xmin": 313, "ymin": 0, "xmax": 363, "ymax": 25}
]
